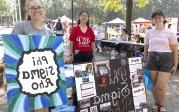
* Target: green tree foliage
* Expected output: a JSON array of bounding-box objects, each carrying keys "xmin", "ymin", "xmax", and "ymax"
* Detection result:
[
  {"xmin": 135, "ymin": 0, "xmax": 149, "ymax": 8},
  {"xmin": 44, "ymin": 0, "xmax": 179, "ymax": 24},
  {"xmin": 0, "ymin": 0, "xmax": 11, "ymax": 16},
  {"xmin": 45, "ymin": 0, "xmax": 68, "ymax": 19},
  {"xmin": 102, "ymin": 0, "xmax": 122, "ymax": 12},
  {"xmin": 102, "ymin": 0, "xmax": 149, "ymax": 12},
  {"xmin": 133, "ymin": 0, "xmax": 179, "ymax": 19}
]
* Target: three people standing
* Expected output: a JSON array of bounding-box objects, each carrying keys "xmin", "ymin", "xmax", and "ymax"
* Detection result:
[{"xmin": 8, "ymin": 0, "xmax": 179, "ymax": 111}]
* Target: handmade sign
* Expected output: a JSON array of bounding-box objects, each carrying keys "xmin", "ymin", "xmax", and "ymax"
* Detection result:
[
  {"xmin": 129, "ymin": 57, "xmax": 147, "ymax": 112},
  {"xmin": 74, "ymin": 63, "xmax": 96, "ymax": 101},
  {"xmin": 77, "ymin": 59, "xmax": 134, "ymax": 112},
  {"xmin": 3, "ymin": 35, "xmax": 67, "ymax": 112},
  {"xmin": 77, "ymin": 58, "xmax": 148, "ymax": 112}
]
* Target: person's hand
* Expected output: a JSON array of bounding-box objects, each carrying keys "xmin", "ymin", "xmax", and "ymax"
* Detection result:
[
  {"xmin": 69, "ymin": 54, "xmax": 74, "ymax": 63},
  {"xmin": 0, "ymin": 63, "xmax": 4, "ymax": 73},
  {"xmin": 64, "ymin": 55, "xmax": 73, "ymax": 64},
  {"xmin": 171, "ymin": 66, "xmax": 177, "ymax": 75}
]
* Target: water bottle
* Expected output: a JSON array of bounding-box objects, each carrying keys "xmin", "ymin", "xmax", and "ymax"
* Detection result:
[{"xmin": 111, "ymin": 49, "xmax": 116, "ymax": 59}]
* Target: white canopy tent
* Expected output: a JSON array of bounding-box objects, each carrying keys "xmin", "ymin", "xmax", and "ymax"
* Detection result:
[
  {"xmin": 132, "ymin": 18, "xmax": 151, "ymax": 24},
  {"xmin": 60, "ymin": 15, "xmax": 73, "ymax": 23},
  {"xmin": 103, "ymin": 18, "xmax": 125, "ymax": 40},
  {"xmin": 103, "ymin": 17, "xmax": 126, "ymax": 25}
]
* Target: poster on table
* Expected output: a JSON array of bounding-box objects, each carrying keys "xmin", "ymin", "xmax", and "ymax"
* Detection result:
[
  {"xmin": 128, "ymin": 57, "xmax": 148, "ymax": 112},
  {"xmin": 64, "ymin": 64, "xmax": 75, "ymax": 88},
  {"xmin": 3, "ymin": 35, "xmax": 68, "ymax": 112},
  {"xmin": 64, "ymin": 64, "xmax": 74, "ymax": 77},
  {"xmin": 74, "ymin": 63, "xmax": 97, "ymax": 101},
  {"xmin": 64, "ymin": 64, "xmax": 75, "ymax": 97},
  {"xmin": 77, "ymin": 59, "xmax": 135, "ymax": 112}
]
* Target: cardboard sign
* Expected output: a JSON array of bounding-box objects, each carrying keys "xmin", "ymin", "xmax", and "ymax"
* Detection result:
[
  {"xmin": 3, "ymin": 35, "xmax": 67, "ymax": 112},
  {"xmin": 74, "ymin": 63, "xmax": 97, "ymax": 101},
  {"xmin": 129, "ymin": 57, "xmax": 147, "ymax": 112}
]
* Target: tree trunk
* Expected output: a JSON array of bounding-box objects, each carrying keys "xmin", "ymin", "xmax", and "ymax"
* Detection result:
[
  {"xmin": 20, "ymin": 0, "xmax": 27, "ymax": 20},
  {"xmin": 126, "ymin": 0, "xmax": 133, "ymax": 40}
]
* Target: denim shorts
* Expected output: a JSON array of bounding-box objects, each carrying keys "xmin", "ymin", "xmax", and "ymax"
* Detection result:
[{"xmin": 145, "ymin": 52, "xmax": 173, "ymax": 73}]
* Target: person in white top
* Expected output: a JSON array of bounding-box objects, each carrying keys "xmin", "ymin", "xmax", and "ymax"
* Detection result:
[
  {"xmin": 144, "ymin": 10, "xmax": 178, "ymax": 112},
  {"xmin": 120, "ymin": 28, "xmax": 129, "ymax": 41}
]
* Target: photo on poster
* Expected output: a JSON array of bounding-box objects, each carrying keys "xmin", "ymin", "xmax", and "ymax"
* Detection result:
[
  {"xmin": 80, "ymin": 109, "xmax": 88, "ymax": 112},
  {"xmin": 90, "ymin": 106, "xmax": 98, "ymax": 112},
  {"xmin": 64, "ymin": 64, "xmax": 74, "ymax": 77},
  {"xmin": 79, "ymin": 98, "xmax": 91, "ymax": 109},
  {"xmin": 94, "ymin": 61, "xmax": 110, "ymax": 87},
  {"xmin": 74, "ymin": 63, "xmax": 96, "ymax": 101},
  {"xmin": 100, "ymin": 102, "xmax": 111, "ymax": 111},
  {"xmin": 130, "ymin": 72, "xmax": 138, "ymax": 82}
]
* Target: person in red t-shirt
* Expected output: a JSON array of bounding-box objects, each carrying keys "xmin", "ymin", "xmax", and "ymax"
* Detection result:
[{"xmin": 69, "ymin": 11, "xmax": 95, "ymax": 64}]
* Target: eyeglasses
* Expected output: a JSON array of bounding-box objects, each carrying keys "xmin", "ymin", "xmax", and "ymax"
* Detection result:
[{"xmin": 29, "ymin": 6, "xmax": 44, "ymax": 12}]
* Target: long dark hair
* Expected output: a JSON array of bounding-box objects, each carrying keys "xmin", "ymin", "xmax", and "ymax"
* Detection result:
[
  {"xmin": 77, "ymin": 11, "xmax": 90, "ymax": 27},
  {"xmin": 122, "ymin": 28, "xmax": 128, "ymax": 34},
  {"xmin": 26, "ymin": 0, "xmax": 44, "ymax": 21}
]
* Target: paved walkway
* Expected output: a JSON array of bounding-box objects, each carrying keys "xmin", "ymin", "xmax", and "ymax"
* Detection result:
[{"xmin": 0, "ymin": 52, "xmax": 179, "ymax": 112}]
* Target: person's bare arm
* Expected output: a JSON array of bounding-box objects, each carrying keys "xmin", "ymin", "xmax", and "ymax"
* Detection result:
[
  {"xmin": 170, "ymin": 44, "xmax": 178, "ymax": 75},
  {"xmin": 69, "ymin": 41, "xmax": 74, "ymax": 63},
  {"xmin": 143, "ymin": 44, "xmax": 149, "ymax": 63},
  {"xmin": 92, "ymin": 42, "xmax": 96, "ymax": 61}
]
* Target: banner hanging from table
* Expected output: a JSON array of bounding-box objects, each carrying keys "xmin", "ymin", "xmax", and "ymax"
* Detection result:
[{"xmin": 3, "ymin": 34, "xmax": 68, "ymax": 112}]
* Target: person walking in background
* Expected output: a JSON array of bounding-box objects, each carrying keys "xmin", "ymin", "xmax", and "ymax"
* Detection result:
[
  {"xmin": 54, "ymin": 18, "xmax": 64, "ymax": 36},
  {"xmin": 47, "ymin": 19, "xmax": 54, "ymax": 30},
  {"xmin": 12, "ymin": 0, "xmax": 54, "ymax": 111},
  {"xmin": 144, "ymin": 10, "xmax": 178, "ymax": 112},
  {"xmin": 69, "ymin": 10, "xmax": 95, "ymax": 64}
]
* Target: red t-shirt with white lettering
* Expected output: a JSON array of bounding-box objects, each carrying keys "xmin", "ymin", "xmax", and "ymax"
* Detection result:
[{"xmin": 69, "ymin": 25, "xmax": 95, "ymax": 53}]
